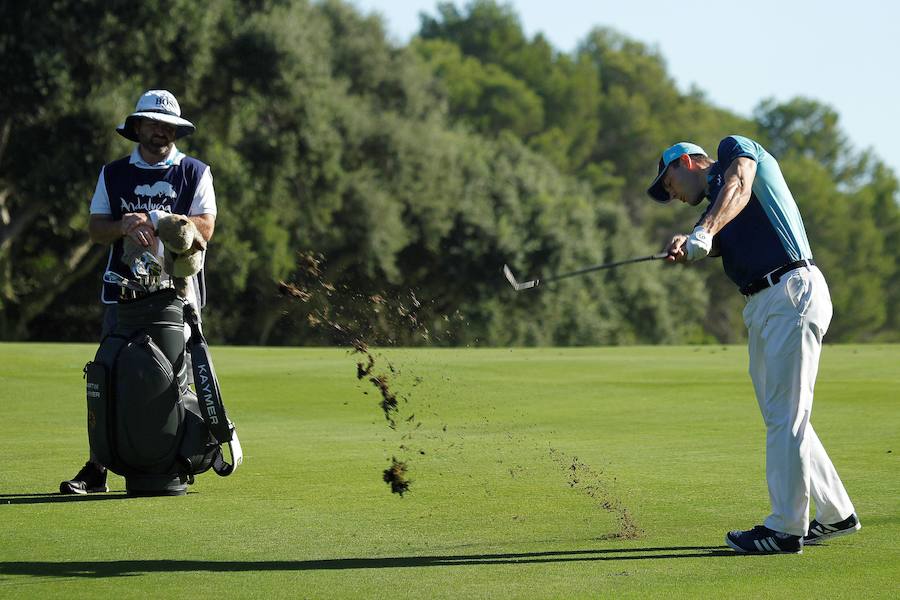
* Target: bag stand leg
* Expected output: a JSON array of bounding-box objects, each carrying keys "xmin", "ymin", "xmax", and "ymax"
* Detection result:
[{"xmin": 126, "ymin": 473, "xmax": 188, "ymax": 497}]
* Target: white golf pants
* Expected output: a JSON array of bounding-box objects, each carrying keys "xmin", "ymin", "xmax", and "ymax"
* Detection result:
[{"xmin": 742, "ymin": 264, "xmax": 854, "ymax": 536}]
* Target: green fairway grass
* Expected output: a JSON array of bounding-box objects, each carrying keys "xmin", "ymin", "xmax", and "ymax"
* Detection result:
[{"xmin": 1, "ymin": 343, "xmax": 897, "ymax": 599}]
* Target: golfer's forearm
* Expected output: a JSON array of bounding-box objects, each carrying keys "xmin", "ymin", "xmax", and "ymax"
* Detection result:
[
  {"xmin": 699, "ymin": 157, "xmax": 756, "ymax": 235},
  {"xmin": 701, "ymin": 182, "xmax": 749, "ymax": 234}
]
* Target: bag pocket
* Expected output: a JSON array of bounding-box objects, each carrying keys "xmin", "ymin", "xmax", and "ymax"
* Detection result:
[
  {"xmin": 85, "ymin": 361, "xmax": 115, "ymax": 468},
  {"xmin": 115, "ymin": 335, "xmax": 183, "ymax": 472},
  {"xmin": 177, "ymin": 388, "xmax": 219, "ymax": 475}
]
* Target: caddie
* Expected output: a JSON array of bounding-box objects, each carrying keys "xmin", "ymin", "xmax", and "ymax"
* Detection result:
[
  {"xmin": 647, "ymin": 135, "xmax": 859, "ymax": 553},
  {"xmin": 60, "ymin": 89, "xmax": 217, "ymax": 494}
]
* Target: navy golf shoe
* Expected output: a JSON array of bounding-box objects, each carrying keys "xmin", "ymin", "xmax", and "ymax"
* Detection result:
[
  {"xmin": 804, "ymin": 513, "xmax": 861, "ymax": 544},
  {"xmin": 725, "ymin": 525, "xmax": 802, "ymax": 554}
]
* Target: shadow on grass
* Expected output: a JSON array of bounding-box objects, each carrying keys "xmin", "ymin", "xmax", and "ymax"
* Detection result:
[
  {"xmin": 0, "ymin": 547, "xmax": 735, "ymax": 578},
  {"xmin": 0, "ymin": 491, "xmax": 207, "ymax": 504},
  {"xmin": 0, "ymin": 493, "xmax": 133, "ymax": 505}
]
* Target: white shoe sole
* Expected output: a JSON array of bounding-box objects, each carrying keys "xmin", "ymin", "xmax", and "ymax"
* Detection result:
[
  {"xmin": 805, "ymin": 522, "xmax": 861, "ymax": 545},
  {"xmin": 59, "ymin": 483, "xmax": 109, "ymax": 495}
]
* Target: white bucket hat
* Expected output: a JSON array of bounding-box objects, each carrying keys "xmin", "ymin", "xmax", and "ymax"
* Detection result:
[{"xmin": 116, "ymin": 90, "xmax": 196, "ymax": 142}]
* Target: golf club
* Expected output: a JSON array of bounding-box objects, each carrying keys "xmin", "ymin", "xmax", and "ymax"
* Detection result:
[
  {"xmin": 103, "ymin": 270, "xmax": 149, "ymax": 295},
  {"xmin": 141, "ymin": 251, "xmax": 163, "ymax": 289},
  {"xmin": 503, "ymin": 252, "xmax": 669, "ymax": 291},
  {"xmin": 130, "ymin": 257, "xmax": 149, "ymax": 281},
  {"xmin": 130, "ymin": 251, "xmax": 163, "ymax": 286}
]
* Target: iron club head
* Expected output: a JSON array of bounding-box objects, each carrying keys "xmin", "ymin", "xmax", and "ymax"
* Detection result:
[
  {"xmin": 502, "ymin": 264, "xmax": 539, "ymax": 291},
  {"xmin": 103, "ymin": 271, "xmax": 148, "ymax": 294}
]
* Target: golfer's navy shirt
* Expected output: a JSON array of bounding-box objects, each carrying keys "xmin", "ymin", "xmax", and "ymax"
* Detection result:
[{"xmin": 700, "ymin": 135, "xmax": 813, "ymax": 289}]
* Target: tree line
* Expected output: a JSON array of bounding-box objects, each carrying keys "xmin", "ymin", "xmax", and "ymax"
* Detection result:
[{"xmin": 1, "ymin": 0, "xmax": 897, "ymax": 345}]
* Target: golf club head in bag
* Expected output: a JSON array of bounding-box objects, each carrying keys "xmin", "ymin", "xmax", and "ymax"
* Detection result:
[
  {"xmin": 103, "ymin": 270, "xmax": 148, "ymax": 299},
  {"xmin": 129, "ymin": 252, "xmax": 165, "ymax": 290},
  {"xmin": 130, "ymin": 257, "xmax": 149, "ymax": 280}
]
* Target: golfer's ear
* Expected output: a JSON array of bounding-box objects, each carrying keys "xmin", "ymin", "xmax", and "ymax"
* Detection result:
[{"xmin": 680, "ymin": 153, "xmax": 694, "ymax": 169}]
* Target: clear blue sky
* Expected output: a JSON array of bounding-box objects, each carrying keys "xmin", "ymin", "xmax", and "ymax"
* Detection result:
[{"xmin": 350, "ymin": 0, "xmax": 900, "ymax": 177}]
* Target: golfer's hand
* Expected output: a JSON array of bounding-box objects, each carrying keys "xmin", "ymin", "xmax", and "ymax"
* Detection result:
[
  {"xmin": 684, "ymin": 226, "xmax": 712, "ymax": 261},
  {"xmin": 665, "ymin": 234, "xmax": 688, "ymax": 263},
  {"xmin": 121, "ymin": 212, "xmax": 157, "ymax": 249}
]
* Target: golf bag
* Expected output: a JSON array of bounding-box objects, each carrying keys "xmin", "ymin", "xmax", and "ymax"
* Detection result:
[{"xmin": 84, "ymin": 288, "xmax": 242, "ymax": 496}]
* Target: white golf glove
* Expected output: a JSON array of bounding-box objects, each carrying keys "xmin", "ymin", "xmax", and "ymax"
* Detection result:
[{"xmin": 684, "ymin": 226, "xmax": 712, "ymax": 261}]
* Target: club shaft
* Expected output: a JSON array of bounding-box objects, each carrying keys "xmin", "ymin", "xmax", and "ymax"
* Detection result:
[{"xmin": 540, "ymin": 252, "xmax": 668, "ymax": 284}]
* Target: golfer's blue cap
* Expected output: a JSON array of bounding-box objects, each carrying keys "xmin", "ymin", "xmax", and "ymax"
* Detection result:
[{"xmin": 647, "ymin": 142, "xmax": 707, "ymax": 203}]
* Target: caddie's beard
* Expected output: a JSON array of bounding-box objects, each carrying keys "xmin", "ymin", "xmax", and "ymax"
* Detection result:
[
  {"xmin": 144, "ymin": 139, "xmax": 173, "ymax": 156},
  {"xmin": 152, "ymin": 131, "xmax": 173, "ymax": 147}
]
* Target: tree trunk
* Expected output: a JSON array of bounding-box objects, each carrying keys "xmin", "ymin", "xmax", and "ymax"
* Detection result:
[
  {"xmin": 0, "ymin": 117, "xmax": 9, "ymax": 165},
  {"xmin": 0, "ymin": 198, "xmax": 41, "ymax": 255},
  {"xmin": 12, "ymin": 241, "xmax": 106, "ymax": 339}
]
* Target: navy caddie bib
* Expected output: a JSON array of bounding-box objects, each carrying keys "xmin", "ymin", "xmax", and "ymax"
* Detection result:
[{"xmin": 100, "ymin": 155, "xmax": 207, "ymax": 306}]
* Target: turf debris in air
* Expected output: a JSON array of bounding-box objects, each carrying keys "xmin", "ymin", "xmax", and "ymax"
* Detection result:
[
  {"xmin": 382, "ymin": 457, "xmax": 411, "ymax": 496},
  {"xmin": 279, "ymin": 251, "xmax": 448, "ymax": 495}
]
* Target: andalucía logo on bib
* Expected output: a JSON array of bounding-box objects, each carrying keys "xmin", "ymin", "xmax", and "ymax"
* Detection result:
[{"xmin": 120, "ymin": 181, "xmax": 177, "ymax": 212}]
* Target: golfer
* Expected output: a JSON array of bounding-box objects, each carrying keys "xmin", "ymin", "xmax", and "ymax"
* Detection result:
[
  {"xmin": 647, "ymin": 135, "xmax": 859, "ymax": 553},
  {"xmin": 60, "ymin": 89, "xmax": 217, "ymax": 494}
]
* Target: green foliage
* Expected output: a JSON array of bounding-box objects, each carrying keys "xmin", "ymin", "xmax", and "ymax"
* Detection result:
[
  {"xmin": 419, "ymin": 3, "xmax": 603, "ymax": 173},
  {"xmin": 413, "ymin": 39, "xmax": 545, "ymax": 138},
  {"xmin": 0, "ymin": 0, "xmax": 222, "ymax": 338},
  {"xmin": 754, "ymin": 97, "xmax": 870, "ymax": 184},
  {"xmin": 419, "ymin": 1, "xmax": 528, "ymax": 66},
  {"xmin": 0, "ymin": 0, "xmax": 897, "ymax": 344}
]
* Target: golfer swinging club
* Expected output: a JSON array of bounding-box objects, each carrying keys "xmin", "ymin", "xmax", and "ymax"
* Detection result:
[{"xmin": 648, "ymin": 135, "xmax": 859, "ymax": 554}]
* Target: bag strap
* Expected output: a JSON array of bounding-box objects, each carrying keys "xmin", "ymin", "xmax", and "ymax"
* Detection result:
[{"xmin": 184, "ymin": 303, "xmax": 234, "ymax": 445}]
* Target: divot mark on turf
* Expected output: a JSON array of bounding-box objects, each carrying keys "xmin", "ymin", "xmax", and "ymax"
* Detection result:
[{"xmin": 549, "ymin": 447, "xmax": 642, "ymax": 539}]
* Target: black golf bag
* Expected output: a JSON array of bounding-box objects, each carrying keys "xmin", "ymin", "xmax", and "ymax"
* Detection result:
[{"xmin": 84, "ymin": 288, "xmax": 241, "ymax": 496}]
